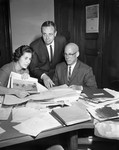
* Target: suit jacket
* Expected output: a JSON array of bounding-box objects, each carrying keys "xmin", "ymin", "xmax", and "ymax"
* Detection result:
[
  {"xmin": 29, "ymin": 35, "xmax": 66, "ymax": 83},
  {"xmin": 53, "ymin": 60, "xmax": 97, "ymax": 88}
]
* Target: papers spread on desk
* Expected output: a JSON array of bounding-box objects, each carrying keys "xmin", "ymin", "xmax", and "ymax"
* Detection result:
[
  {"xmin": 87, "ymin": 100, "xmax": 119, "ymax": 121},
  {"xmin": 3, "ymin": 86, "xmax": 80, "ymax": 106},
  {"xmin": 0, "ymin": 106, "xmax": 12, "ymax": 120},
  {"xmin": 51, "ymin": 104, "xmax": 91, "ymax": 126},
  {"xmin": 13, "ymin": 113, "xmax": 62, "ymax": 137},
  {"xmin": 11, "ymin": 107, "xmax": 48, "ymax": 123}
]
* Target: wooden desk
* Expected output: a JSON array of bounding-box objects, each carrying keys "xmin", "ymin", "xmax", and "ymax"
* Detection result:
[{"xmin": 0, "ymin": 115, "xmax": 94, "ymax": 150}]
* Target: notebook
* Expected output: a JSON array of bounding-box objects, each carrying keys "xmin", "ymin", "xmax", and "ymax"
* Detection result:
[
  {"xmin": 51, "ymin": 105, "xmax": 91, "ymax": 126},
  {"xmin": 81, "ymin": 88, "xmax": 114, "ymax": 103},
  {"xmin": 83, "ymin": 88, "xmax": 114, "ymax": 99}
]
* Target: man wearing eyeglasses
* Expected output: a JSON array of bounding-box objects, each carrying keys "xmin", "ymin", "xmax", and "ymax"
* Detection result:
[{"xmin": 53, "ymin": 43, "xmax": 97, "ymax": 90}]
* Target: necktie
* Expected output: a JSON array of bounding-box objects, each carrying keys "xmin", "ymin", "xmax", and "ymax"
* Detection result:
[
  {"xmin": 50, "ymin": 45, "xmax": 53, "ymax": 62},
  {"xmin": 68, "ymin": 66, "xmax": 71, "ymax": 82}
]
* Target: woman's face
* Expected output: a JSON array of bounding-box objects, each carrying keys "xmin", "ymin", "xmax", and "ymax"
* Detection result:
[{"xmin": 18, "ymin": 52, "xmax": 32, "ymax": 69}]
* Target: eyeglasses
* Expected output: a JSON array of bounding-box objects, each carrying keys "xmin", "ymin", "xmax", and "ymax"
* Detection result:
[{"xmin": 64, "ymin": 52, "xmax": 77, "ymax": 57}]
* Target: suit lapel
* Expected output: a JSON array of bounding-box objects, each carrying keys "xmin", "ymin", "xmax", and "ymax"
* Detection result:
[
  {"xmin": 41, "ymin": 38, "xmax": 49, "ymax": 60},
  {"xmin": 63, "ymin": 63, "xmax": 68, "ymax": 83},
  {"xmin": 53, "ymin": 38, "xmax": 57, "ymax": 62},
  {"xmin": 70, "ymin": 60, "xmax": 80, "ymax": 81}
]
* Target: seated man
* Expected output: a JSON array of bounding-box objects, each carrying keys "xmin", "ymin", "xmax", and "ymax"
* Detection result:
[{"xmin": 53, "ymin": 43, "xmax": 97, "ymax": 90}]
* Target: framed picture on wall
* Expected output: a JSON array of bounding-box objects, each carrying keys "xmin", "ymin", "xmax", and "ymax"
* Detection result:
[{"xmin": 86, "ymin": 4, "xmax": 99, "ymax": 33}]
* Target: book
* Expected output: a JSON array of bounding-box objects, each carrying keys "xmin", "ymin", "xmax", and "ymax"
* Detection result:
[
  {"xmin": 51, "ymin": 105, "xmax": 91, "ymax": 126},
  {"xmin": 87, "ymin": 100, "xmax": 119, "ymax": 121},
  {"xmin": 83, "ymin": 88, "xmax": 114, "ymax": 99},
  {"xmin": 82, "ymin": 88, "xmax": 114, "ymax": 103}
]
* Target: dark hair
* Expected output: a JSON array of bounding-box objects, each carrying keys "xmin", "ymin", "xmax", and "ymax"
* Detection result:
[
  {"xmin": 13, "ymin": 45, "xmax": 34, "ymax": 62},
  {"xmin": 41, "ymin": 21, "xmax": 57, "ymax": 32}
]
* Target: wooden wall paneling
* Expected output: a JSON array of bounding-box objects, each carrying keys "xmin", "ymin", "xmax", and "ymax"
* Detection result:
[{"xmin": 0, "ymin": 0, "xmax": 12, "ymax": 67}]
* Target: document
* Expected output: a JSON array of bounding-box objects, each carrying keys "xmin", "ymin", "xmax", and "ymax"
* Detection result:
[
  {"xmin": 28, "ymin": 87, "xmax": 80, "ymax": 101},
  {"xmin": 7, "ymin": 72, "xmax": 47, "ymax": 92},
  {"xmin": 0, "ymin": 127, "xmax": 5, "ymax": 134},
  {"xmin": 8, "ymin": 72, "xmax": 39, "ymax": 92},
  {"xmin": 3, "ymin": 94, "xmax": 30, "ymax": 105},
  {"xmin": 87, "ymin": 100, "xmax": 119, "ymax": 121},
  {"xmin": 51, "ymin": 104, "xmax": 91, "ymax": 126},
  {"xmin": 13, "ymin": 113, "xmax": 62, "ymax": 137},
  {"xmin": 12, "ymin": 107, "xmax": 45, "ymax": 123},
  {"xmin": 0, "ymin": 106, "xmax": 12, "ymax": 120}
]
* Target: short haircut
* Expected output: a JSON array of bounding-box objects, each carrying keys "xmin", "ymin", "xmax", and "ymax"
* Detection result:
[
  {"xmin": 13, "ymin": 45, "xmax": 34, "ymax": 62},
  {"xmin": 41, "ymin": 21, "xmax": 56, "ymax": 32}
]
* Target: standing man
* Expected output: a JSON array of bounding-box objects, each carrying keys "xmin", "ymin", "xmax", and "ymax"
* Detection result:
[
  {"xmin": 53, "ymin": 43, "xmax": 97, "ymax": 90},
  {"xmin": 29, "ymin": 21, "xmax": 66, "ymax": 88}
]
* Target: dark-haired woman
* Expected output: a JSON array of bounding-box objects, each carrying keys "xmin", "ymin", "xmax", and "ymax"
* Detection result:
[{"xmin": 0, "ymin": 45, "xmax": 33, "ymax": 98}]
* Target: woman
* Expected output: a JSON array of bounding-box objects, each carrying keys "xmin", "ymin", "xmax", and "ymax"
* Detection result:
[{"xmin": 0, "ymin": 45, "xmax": 34, "ymax": 98}]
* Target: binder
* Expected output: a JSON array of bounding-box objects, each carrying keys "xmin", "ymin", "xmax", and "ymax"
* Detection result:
[
  {"xmin": 51, "ymin": 105, "xmax": 91, "ymax": 126},
  {"xmin": 83, "ymin": 88, "xmax": 114, "ymax": 99}
]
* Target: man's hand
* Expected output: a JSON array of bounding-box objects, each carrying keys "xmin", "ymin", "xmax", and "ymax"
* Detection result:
[
  {"xmin": 69, "ymin": 85, "xmax": 83, "ymax": 91},
  {"xmin": 42, "ymin": 74, "xmax": 55, "ymax": 89}
]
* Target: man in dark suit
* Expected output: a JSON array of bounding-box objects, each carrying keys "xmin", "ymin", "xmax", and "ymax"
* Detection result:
[
  {"xmin": 53, "ymin": 43, "xmax": 97, "ymax": 90},
  {"xmin": 29, "ymin": 21, "xmax": 66, "ymax": 88}
]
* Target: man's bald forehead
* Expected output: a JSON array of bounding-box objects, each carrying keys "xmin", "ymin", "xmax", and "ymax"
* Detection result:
[{"xmin": 65, "ymin": 43, "xmax": 79, "ymax": 52}]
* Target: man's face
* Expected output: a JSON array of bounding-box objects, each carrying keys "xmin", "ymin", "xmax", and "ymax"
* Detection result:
[
  {"xmin": 64, "ymin": 45, "xmax": 79, "ymax": 65},
  {"xmin": 42, "ymin": 26, "xmax": 57, "ymax": 45}
]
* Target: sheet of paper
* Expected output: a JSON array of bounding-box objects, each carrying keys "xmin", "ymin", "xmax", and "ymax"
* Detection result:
[
  {"xmin": 37, "ymin": 83, "xmax": 48, "ymax": 92},
  {"xmin": 0, "ymin": 127, "xmax": 5, "ymax": 134},
  {"xmin": 3, "ymin": 95, "xmax": 29, "ymax": 105},
  {"xmin": 0, "ymin": 96, "xmax": 4, "ymax": 104},
  {"xmin": 0, "ymin": 106, "xmax": 12, "ymax": 120},
  {"xmin": 13, "ymin": 113, "xmax": 62, "ymax": 137},
  {"xmin": 12, "ymin": 107, "xmax": 47, "ymax": 123},
  {"xmin": 28, "ymin": 87, "xmax": 80, "ymax": 101}
]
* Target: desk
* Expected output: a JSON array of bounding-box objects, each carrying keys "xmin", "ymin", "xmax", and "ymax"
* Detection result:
[{"xmin": 0, "ymin": 115, "xmax": 94, "ymax": 150}]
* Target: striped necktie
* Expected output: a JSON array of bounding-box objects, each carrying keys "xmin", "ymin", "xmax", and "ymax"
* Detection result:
[{"xmin": 68, "ymin": 66, "xmax": 71, "ymax": 82}]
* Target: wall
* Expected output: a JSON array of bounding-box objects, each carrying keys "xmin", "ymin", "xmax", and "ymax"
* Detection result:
[{"xmin": 10, "ymin": 0, "xmax": 54, "ymax": 51}]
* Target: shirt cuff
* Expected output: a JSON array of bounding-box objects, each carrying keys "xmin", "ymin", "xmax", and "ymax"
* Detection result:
[{"xmin": 41, "ymin": 73, "xmax": 46, "ymax": 80}]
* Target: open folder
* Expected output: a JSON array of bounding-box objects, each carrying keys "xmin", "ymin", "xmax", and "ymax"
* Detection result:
[{"xmin": 7, "ymin": 72, "xmax": 39, "ymax": 93}]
